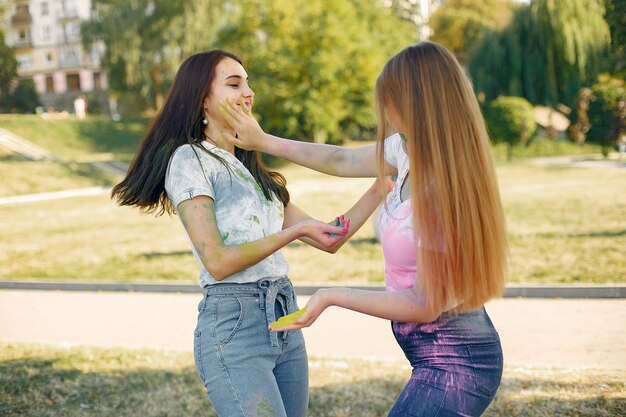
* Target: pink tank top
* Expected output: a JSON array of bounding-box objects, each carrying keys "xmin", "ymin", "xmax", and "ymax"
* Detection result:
[{"xmin": 378, "ymin": 167, "xmax": 418, "ymax": 292}]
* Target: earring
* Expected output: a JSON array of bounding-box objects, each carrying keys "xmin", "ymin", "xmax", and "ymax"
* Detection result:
[{"xmin": 202, "ymin": 116, "xmax": 208, "ymax": 125}]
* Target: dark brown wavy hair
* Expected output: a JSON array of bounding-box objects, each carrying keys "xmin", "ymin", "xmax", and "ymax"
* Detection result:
[{"xmin": 111, "ymin": 50, "xmax": 289, "ymax": 215}]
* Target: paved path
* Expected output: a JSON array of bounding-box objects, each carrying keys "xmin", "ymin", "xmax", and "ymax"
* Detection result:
[
  {"xmin": 0, "ymin": 128, "xmax": 56, "ymax": 161},
  {"xmin": 1, "ymin": 290, "xmax": 624, "ymax": 369}
]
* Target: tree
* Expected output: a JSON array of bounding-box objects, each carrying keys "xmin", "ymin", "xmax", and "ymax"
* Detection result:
[
  {"xmin": 604, "ymin": 0, "xmax": 626, "ymax": 75},
  {"xmin": 470, "ymin": 0, "xmax": 611, "ymax": 108},
  {"xmin": 217, "ymin": 0, "xmax": 415, "ymax": 143},
  {"xmin": 0, "ymin": 31, "xmax": 18, "ymax": 102},
  {"xmin": 430, "ymin": 0, "xmax": 515, "ymax": 63},
  {"xmin": 484, "ymin": 96, "xmax": 537, "ymax": 161},
  {"xmin": 586, "ymin": 76, "xmax": 626, "ymax": 157},
  {"xmin": 5, "ymin": 80, "xmax": 39, "ymax": 113},
  {"xmin": 82, "ymin": 0, "xmax": 198, "ymax": 111}
]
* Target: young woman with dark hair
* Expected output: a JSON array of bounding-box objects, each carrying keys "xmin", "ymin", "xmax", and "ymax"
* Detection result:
[{"xmin": 112, "ymin": 50, "xmax": 384, "ymax": 417}]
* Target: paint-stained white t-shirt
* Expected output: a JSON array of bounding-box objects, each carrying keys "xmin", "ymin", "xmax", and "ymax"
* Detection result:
[{"xmin": 164, "ymin": 141, "xmax": 289, "ymax": 287}]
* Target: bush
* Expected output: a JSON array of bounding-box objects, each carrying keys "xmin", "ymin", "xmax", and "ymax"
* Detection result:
[
  {"xmin": 485, "ymin": 96, "xmax": 537, "ymax": 161},
  {"xmin": 587, "ymin": 76, "xmax": 625, "ymax": 157},
  {"xmin": 0, "ymin": 80, "xmax": 40, "ymax": 113}
]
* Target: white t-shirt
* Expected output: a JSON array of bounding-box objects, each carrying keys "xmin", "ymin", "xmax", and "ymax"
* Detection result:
[{"xmin": 165, "ymin": 141, "xmax": 289, "ymax": 287}]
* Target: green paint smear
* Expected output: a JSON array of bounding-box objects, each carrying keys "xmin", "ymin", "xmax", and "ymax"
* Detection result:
[{"xmin": 256, "ymin": 401, "xmax": 278, "ymax": 417}]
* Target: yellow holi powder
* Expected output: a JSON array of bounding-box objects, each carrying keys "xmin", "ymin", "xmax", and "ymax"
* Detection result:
[{"xmin": 269, "ymin": 307, "xmax": 308, "ymax": 330}]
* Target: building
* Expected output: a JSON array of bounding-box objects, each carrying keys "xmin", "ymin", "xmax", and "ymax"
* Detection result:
[{"xmin": 0, "ymin": 0, "xmax": 107, "ymax": 111}]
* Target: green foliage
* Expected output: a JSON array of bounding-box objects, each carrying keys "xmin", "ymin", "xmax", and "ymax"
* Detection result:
[
  {"xmin": 430, "ymin": 0, "xmax": 514, "ymax": 63},
  {"xmin": 0, "ymin": 80, "xmax": 39, "ymax": 113},
  {"xmin": 0, "ymin": 31, "xmax": 18, "ymax": 100},
  {"xmin": 485, "ymin": 96, "xmax": 537, "ymax": 160},
  {"xmin": 81, "ymin": 0, "xmax": 191, "ymax": 110},
  {"xmin": 470, "ymin": 0, "xmax": 611, "ymax": 107},
  {"xmin": 586, "ymin": 76, "xmax": 626, "ymax": 156},
  {"xmin": 216, "ymin": 0, "xmax": 415, "ymax": 143},
  {"xmin": 81, "ymin": 0, "xmax": 414, "ymax": 140},
  {"xmin": 431, "ymin": 9, "xmax": 491, "ymax": 63},
  {"xmin": 604, "ymin": 0, "xmax": 626, "ymax": 75}
]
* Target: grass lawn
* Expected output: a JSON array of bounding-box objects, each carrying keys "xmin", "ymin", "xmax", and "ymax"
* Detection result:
[
  {"xmin": 0, "ymin": 161, "xmax": 624, "ymax": 284},
  {"xmin": 1, "ymin": 343, "xmax": 624, "ymax": 417},
  {"xmin": 0, "ymin": 114, "xmax": 148, "ymax": 162},
  {"xmin": 0, "ymin": 160, "xmax": 118, "ymax": 197},
  {"xmin": 0, "ymin": 113, "xmax": 605, "ymax": 168},
  {"xmin": 0, "ymin": 114, "xmax": 624, "ymax": 284}
]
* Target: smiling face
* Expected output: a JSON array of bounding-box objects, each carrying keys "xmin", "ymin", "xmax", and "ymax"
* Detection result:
[{"xmin": 203, "ymin": 57, "xmax": 254, "ymax": 129}]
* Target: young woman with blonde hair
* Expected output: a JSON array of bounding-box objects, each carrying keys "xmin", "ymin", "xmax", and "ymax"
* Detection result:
[{"xmin": 221, "ymin": 41, "xmax": 508, "ymax": 416}]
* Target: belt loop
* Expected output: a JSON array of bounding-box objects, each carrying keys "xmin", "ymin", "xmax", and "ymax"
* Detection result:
[{"xmin": 258, "ymin": 289, "xmax": 266, "ymax": 310}]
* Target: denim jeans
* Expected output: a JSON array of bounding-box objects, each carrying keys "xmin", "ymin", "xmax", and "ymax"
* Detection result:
[
  {"xmin": 193, "ymin": 277, "xmax": 308, "ymax": 417},
  {"xmin": 388, "ymin": 307, "xmax": 503, "ymax": 417}
]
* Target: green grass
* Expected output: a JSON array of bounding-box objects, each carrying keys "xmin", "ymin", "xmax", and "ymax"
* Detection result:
[
  {"xmin": 0, "ymin": 160, "xmax": 117, "ymax": 197},
  {"xmin": 0, "ymin": 114, "xmax": 148, "ymax": 162},
  {"xmin": 0, "ymin": 114, "xmax": 607, "ymax": 164},
  {"xmin": 0, "ymin": 162, "xmax": 624, "ymax": 284},
  {"xmin": 1, "ymin": 343, "xmax": 624, "ymax": 417},
  {"xmin": 497, "ymin": 163, "xmax": 626, "ymax": 284},
  {"xmin": 0, "ymin": 114, "xmax": 624, "ymax": 284},
  {"xmin": 491, "ymin": 137, "xmax": 604, "ymax": 161}
]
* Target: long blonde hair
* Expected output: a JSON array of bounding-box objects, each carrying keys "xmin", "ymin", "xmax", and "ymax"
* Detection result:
[{"xmin": 376, "ymin": 42, "xmax": 508, "ymax": 315}]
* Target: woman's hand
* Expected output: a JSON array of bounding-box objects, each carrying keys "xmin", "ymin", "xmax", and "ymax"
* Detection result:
[
  {"xmin": 270, "ymin": 289, "xmax": 335, "ymax": 331},
  {"xmin": 297, "ymin": 219, "xmax": 349, "ymax": 249},
  {"xmin": 219, "ymin": 98, "xmax": 265, "ymax": 151}
]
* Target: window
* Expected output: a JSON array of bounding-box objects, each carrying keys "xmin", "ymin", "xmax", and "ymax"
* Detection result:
[
  {"xmin": 17, "ymin": 54, "xmax": 33, "ymax": 68},
  {"xmin": 41, "ymin": 1, "xmax": 49, "ymax": 15},
  {"xmin": 66, "ymin": 22, "xmax": 80, "ymax": 36},
  {"xmin": 18, "ymin": 29, "xmax": 28, "ymax": 41},
  {"xmin": 42, "ymin": 25, "xmax": 50, "ymax": 40},
  {"xmin": 66, "ymin": 73, "xmax": 81, "ymax": 91},
  {"xmin": 44, "ymin": 52, "xmax": 53, "ymax": 64}
]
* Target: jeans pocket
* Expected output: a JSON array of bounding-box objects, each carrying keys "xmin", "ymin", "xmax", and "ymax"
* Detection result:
[
  {"xmin": 467, "ymin": 341, "xmax": 503, "ymax": 397},
  {"xmin": 214, "ymin": 296, "xmax": 244, "ymax": 347}
]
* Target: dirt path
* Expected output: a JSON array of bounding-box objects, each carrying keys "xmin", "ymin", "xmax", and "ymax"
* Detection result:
[{"xmin": 1, "ymin": 290, "xmax": 624, "ymax": 369}]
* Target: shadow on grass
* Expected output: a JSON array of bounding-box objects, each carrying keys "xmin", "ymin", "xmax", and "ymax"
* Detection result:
[
  {"xmin": 76, "ymin": 117, "xmax": 148, "ymax": 155},
  {"xmin": 533, "ymin": 229, "xmax": 626, "ymax": 239},
  {"xmin": 137, "ymin": 250, "xmax": 192, "ymax": 260},
  {"xmin": 1, "ymin": 358, "xmax": 624, "ymax": 417}
]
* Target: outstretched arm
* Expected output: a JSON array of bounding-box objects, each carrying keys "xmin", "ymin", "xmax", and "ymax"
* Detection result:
[
  {"xmin": 219, "ymin": 98, "xmax": 397, "ymax": 178},
  {"xmin": 272, "ymin": 286, "xmax": 442, "ymax": 330},
  {"xmin": 283, "ymin": 178, "xmax": 387, "ymax": 253},
  {"xmin": 177, "ymin": 196, "xmax": 348, "ymax": 281}
]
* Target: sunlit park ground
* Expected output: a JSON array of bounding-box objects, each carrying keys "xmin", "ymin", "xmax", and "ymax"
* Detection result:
[
  {"xmin": 1, "ymin": 160, "xmax": 625, "ymax": 285},
  {"xmin": 1, "ymin": 115, "xmax": 625, "ymax": 416},
  {"xmin": 0, "ymin": 115, "xmax": 624, "ymax": 285},
  {"xmin": 1, "ymin": 343, "xmax": 624, "ymax": 417}
]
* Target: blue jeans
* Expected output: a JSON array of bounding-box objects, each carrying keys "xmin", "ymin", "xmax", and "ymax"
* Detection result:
[
  {"xmin": 193, "ymin": 277, "xmax": 308, "ymax": 417},
  {"xmin": 388, "ymin": 307, "xmax": 503, "ymax": 417}
]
